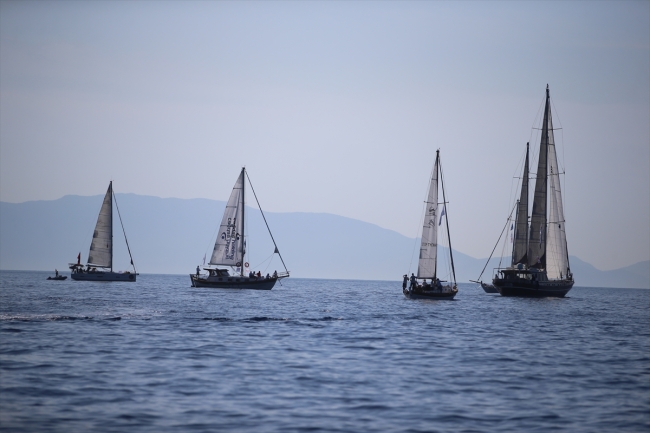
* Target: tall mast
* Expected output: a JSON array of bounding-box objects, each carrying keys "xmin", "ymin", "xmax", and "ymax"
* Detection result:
[
  {"xmin": 240, "ymin": 167, "xmax": 245, "ymax": 277},
  {"xmin": 109, "ymin": 181, "xmax": 113, "ymax": 273},
  {"xmin": 543, "ymin": 86, "xmax": 549, "ymax": 258},
  {"xmin": 439, "ymin": 151, "xmax": 456, "ymax": 286},
  {"xmin": 511, "ymin": 200, "xmax": 519, "ymax": 267},
  {"xmin": 528, "ymin": 85, "xmax": 550, "ymax": 269}
]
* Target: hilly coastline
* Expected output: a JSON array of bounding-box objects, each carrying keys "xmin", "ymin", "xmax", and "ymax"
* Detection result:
[{"xmin": 1, "ymin": 194, "xmax": 648, "ymax": 288}]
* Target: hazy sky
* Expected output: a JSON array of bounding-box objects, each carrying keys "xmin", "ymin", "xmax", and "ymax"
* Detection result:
[{"xmin": 1, "ymin": 1, "xmax": 648, "ymax": 271}]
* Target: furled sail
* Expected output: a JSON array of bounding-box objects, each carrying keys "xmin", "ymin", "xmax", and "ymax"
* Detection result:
[
  {"xmin": 528, "ymin": 86, "xmax": 551, "ymax": 269},
  {"xmin": 417, "ymin": 153, "xmax": 439, "ymax": 279},
  {"xmin": 88, "ymin": 182, "xmax": 113, "ymax": 268},
  {"xmin": 546, "ymin": 133, "xmax": 570, "ymax": 279},
  {"xmin": 209, "ymin": 169, "xmax": 245, "ymax": 267},
  {"xmin": 512, "ymin": 144, "xmax": 530, "ymax": 266}
]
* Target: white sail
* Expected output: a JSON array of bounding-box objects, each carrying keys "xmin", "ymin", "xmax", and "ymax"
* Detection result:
[
  {"xmin": 209, "ymin": 170, "xmax": 245, "ymax": 267},
  {"xmin": 417, "ymin": 154, "xmax": 439, "ymax": 279},
  {"xmin": 546, "ymin": 136, "xmax": 569, "ymax": 279},
  {"xmin": 88, "ymin": 182, "xmax": 113, "ymax": 268}
]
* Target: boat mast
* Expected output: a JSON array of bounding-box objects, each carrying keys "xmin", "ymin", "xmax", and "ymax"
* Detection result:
[
  {"xmin": 511, "ymin": 200, "xmax": 519, "ymax": 267},
  {"xmin": 543, "ymin": 86, "xmax": 549, "ymax": 266},
  {"xmin": 109, "ymin": 181, "xmax": 113, "ymax": 273},
  {"xmin": 240, "ymin": 167, "xmax": 245, "ymax": 277},
  {"xmin": 439, "ymin": 151, "xmax": 456, "ymax": 286},
  {"xmin": 528, "ymin": 86, "xmax": 550, "ymax": 270}
]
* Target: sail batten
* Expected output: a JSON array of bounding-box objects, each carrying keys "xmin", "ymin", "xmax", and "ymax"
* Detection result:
[
  {"xmin": 87, "ymin": 182, "xmax": 113, "ymax": 269},
  {"xmin": 417, "ymin": 153, "xmax": 439, "ymax": 279},
  {"xmin": 209, "ymin": 169, "xmax": 245, "ymax": 267}
]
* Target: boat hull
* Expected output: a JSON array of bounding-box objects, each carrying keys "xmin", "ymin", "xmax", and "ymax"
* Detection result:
[
  {"xmin": 403, "ymin": 287, "xmax": 458, "ymax": 300},
  {"xmin": 493, "ymin": 279, "xmax": 573, "ymax": 297},
  {"xmin": 480, "ymin": 282, "xmax": 498, "ymax": 293},
  {"xmin": 190, "ymin": 274, "xmax": 279, "ymax": 290},
  {"xmin": 47, "ymin": 276, "xmax": 67, "ymax": 281},
  {"xmin": 71, "ymin": 272, "xmax": 136, "ymax": 282}
]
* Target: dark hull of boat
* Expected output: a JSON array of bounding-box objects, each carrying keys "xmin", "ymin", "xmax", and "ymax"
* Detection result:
[
  {"xmin": 47, "ymin": 276, "xmax": 67, "ymax": 280},
  {"xmin": 403, "ymin": 288, "xmax": 457, "ymax": 300},
  {"xmin": 493, "ymin": 279, "xmax": 574, "ymax": 298},
  {"xmin": 481, "ymin": 282, "xmax": 498, "ymax": 293},
  {"xmin": 190, "ymin": 274, "xmax": 278, "ymax": 290},
  {"xmin": 71, "ymin": 272, "xmax": 136, "ymax": 282}
]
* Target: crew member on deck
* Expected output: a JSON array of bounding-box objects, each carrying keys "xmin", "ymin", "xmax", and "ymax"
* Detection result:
[
  {"xmin": 402, "ymin": 275, "xmax": 408, "ymax": 291},
  {"xmin": 196, "ymin": 266, "xmax": 200, "ymax": 277},
  {"xmin": 410, "ymin": 273, "xmax": 416, "ymax": 289}
]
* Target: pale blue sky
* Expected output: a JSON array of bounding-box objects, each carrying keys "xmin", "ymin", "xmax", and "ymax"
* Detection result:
[{"xmin": 1, "ymin": 1, "xmax": 648, "ymax": 270}]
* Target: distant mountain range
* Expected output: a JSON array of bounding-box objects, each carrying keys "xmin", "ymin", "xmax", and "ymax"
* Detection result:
[{"xmin": 1, "ymin": 194, "xmax": 648, "ymax": 289}]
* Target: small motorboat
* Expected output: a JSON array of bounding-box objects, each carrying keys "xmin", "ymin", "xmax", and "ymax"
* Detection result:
[
  {"xmin": 47, "ymin": 275, "xmax": 67, "ymax": 280},
  {"xmin": 480, "ymin": 281, "xmax": 498, "ymax": 293}
]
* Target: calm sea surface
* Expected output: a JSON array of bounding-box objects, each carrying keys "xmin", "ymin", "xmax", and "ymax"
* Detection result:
[{"xmin": 1, "ymin": 271, "xmax": 648, "ymax": 432}]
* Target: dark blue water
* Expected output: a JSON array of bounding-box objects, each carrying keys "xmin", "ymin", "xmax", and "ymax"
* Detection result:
[{"xmin": 1, "ymin": 271, "xmax": 648, "ymax": 432}]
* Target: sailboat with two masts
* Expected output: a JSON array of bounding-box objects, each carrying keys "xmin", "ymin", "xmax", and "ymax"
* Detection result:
[
  {"xmin": 492, "ymin": 85, "xmax": 574, "ymax": 297},
  {"xmin": 404, "ymin": 150, "xmax": 458, "ymax": 300},
  {"xmin": 190, "ymin": 167, "xmax": 289, "ymax": 290},
  {"xmin": 69, "ymin": 182, "xmax": 137, "ymax": 282}
]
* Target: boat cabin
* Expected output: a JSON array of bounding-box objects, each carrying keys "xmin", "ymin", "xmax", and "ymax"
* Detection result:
[
  {"xmin": 207, "ymin": 268, "xmax": 230, "ymax": 277},
  {"xmin": 496, "ymin": 267, "xmax": 548, "ymax": 282}
]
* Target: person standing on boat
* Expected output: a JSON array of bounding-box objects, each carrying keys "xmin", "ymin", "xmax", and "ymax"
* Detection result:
[
  {"xmin": 402, "ymin": 274, "xmax": 408, "ymax": 291},
  {"xmin": 410, "ymin": 273, "xmax": 416, "ymax": 289},
  {"xmin": 196, "ymin": 266, "xmax": 200, "ymax": 278},
  {"xmin": 55, "ymin": 269, "xmax": 58, "ymax": 277}
]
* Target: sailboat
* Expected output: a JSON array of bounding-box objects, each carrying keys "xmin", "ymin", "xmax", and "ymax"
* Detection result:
[
  {"xmin": 69, "ymin": 182, "xmax": 137, "ymax": 282},
  {"xmin": 190, "ymin": 167, "xmax": 289, "ymax": 290},
  {"xmin": 492, "ymin": 85, "xmax": 574, "ymax": 297},
  {"xmin": 404, "ymin": 150, "xmax": 458, "ymax": 300}
]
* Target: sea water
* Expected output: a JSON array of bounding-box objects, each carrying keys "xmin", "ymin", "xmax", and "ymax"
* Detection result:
[{"xmin": 1, "ymin": 271, "xmax": 648, "ymax": 432}]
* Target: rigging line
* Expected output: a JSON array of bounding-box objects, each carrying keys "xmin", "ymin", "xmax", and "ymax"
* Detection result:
[
  {"xmin": 439, "ymin": 152, "xmax": 456, "ymax": 286},
  {"xmin": 113, "ymin": 191, "xmax": 136, "ymax": 274},
  {"xmin": 244, "ymin": 170, "xmax": 289, "ymax": 273},
  {"xmin": 475, "ymin": 201, "xmax": 517, "ymax": 282},
  {"xmin": 497, "ymin": 217, "xmax": 510, "ymax": 270}
]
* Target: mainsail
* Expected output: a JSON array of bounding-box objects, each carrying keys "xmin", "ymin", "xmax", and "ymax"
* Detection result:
[
  {"xmin": 417, "ymin": 152, "xmax": 439, "ymax": 279},
  {"xmin": 209, "ymin": 169, "xmax": 245, "ymax": 267},
  {"xmin": 512, "ymin": 143, "xmax": 529, "ymax": 266},
  {"xmin": 546, "ymin": 134, "xmax": 570, "ymax": 279},
  {"xmin": 88, "ymin": 182, "xmax": 113, "ymax": 268},
  {"xmin": 528, "ymin": 86, "xmax": 551, "ymax": 269}
]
